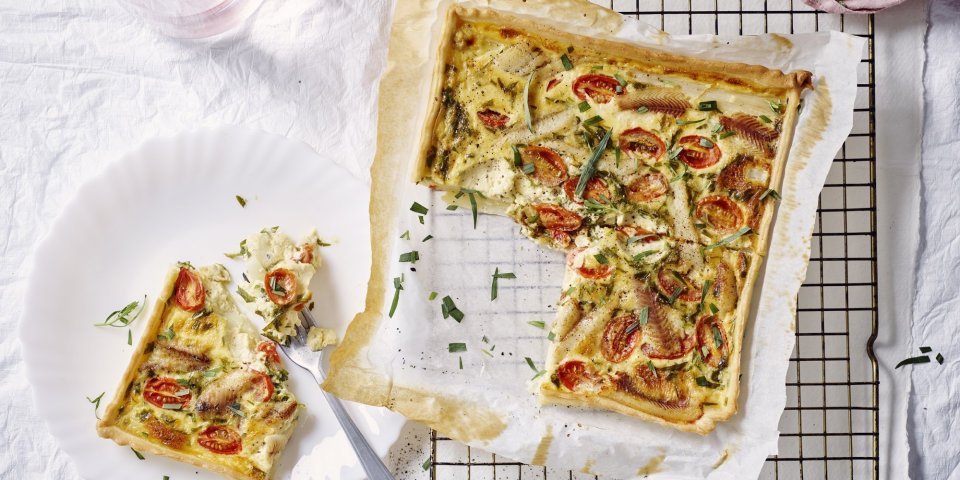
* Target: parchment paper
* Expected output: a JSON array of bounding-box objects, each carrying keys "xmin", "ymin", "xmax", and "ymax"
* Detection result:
[{"xmin": 325, "ymin": 1, "xmax": 865, "ymax": 478}]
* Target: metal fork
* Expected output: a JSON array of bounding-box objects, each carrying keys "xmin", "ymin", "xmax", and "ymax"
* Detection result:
[{"xmin": 278, "ymin": 310, "xmax": 395, "ymax": 480}]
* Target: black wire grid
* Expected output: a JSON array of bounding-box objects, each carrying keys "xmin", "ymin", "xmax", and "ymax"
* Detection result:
[{"xmin": 428, "ymin": 1, "xmax": 878, "ymax": 478}]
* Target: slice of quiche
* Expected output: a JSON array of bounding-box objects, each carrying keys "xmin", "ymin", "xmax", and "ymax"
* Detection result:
[
  {"xmin": 234, "ymin": 227, "xmax": 336, "ymax": 346},
  {"xmin": 98, "ymin": 263, "xmax": 300, "ymax": 480}
]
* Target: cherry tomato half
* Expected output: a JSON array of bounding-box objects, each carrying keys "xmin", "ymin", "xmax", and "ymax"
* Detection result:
[
  {"xmin": 572, "ymin": 74, "xmax": 620, "ymax": 104},
  {"xmin": 264, "ymin": 268, "xmax": 298, "ymax": 306},
  {"xmin": 197, "ymin": 425, "xmax": 242, "ymax": 455},
  {"xmin": 143, "ymin": 377, "xmax": 191, "ymax": 409},
  {"xmin": 174, "ymin": 267, "xmax": 204, "ymax": 312}
]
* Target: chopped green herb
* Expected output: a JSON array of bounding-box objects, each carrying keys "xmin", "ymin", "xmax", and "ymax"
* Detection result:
[
  {"xmin": 418, "ymin": 215, "xmax": 424, "ymax": 224},
  {"xmin": 593, "ymin": 253, "xmax": 609, "ymax": 264},
  {"xmin": 699, "ymin": 137, "xmax": 715, "ymax": 148},
  {"xmin": 442, "ymin": 296, "xmax": 464, "ymax": 322},
  {"xmin": 532, "ymin": 369, "xmax": 547, "ymax": 380},
  {"xmin": 228, "ymin": 403, "xmax": 245, "ymax": 417},
  {"xmin": 96, "ymin": 296, "xmax": 146, "ymax": 328},
  {"xmin": 699, "ymin": 280, "xmax": 713, "ymax": 312},
  {"xmin": 132, "ymin": 448, "xmax": 145, "ymax": 460},
  {"xmin": 575, "ymin": 128, "xmax": 612, "ymax": 198},
  {"xmin": 769, "ymin": 100, "xmax": 782, "ymax": 113},
  {"xmin": 615, "ymin": 144, "xmax": 621, "ymax": 167},
  {"xmin": 490, "ymin": 268, "xmax": 517, "ymax": 301},
  {"xmin": 670, "ymin": 163, "xmax": 689, "ymax": 183},
  {"xmin": 704, "ymin": 227, "xmax": 752, "ymax": 251},
  {"xmin": 632, "ymin": 251, "xmax": 657, "ymax": 263},
  {"xmin": 400, "ymin": 230, "xmax": 410, "ymax": 240},
  {"xmin": 560, "ymin": 54, "xmax": 574, "ymax": 71},
  {"xmin": 86, "ymin": 392, "xmax": 105, "ymax": 419},
  {"xmin": 203, "ymin": 366, "xmax": 222, "ymax": 378},
  {"xmin": 614, "ymin": 73, "xmax": 628, "ymax": 86},
  {"xmin": 161, "ymin": 403, "xmax": 182, "ymax": 410},
  {"xmin": 667, "ymin": 287, "xmax": 684, "ymax": 304},
  {"xmin": 937, "ymin": 353, "xmax": 945, "ymax": 364},
  {"xmin": 718, "ymin": 130, "xmax": 735, "ymax": 139},
  {"xmin": 481, "ymin": 349, "xmax": 494, "ymax": 357},
  {"xmin": 637, "ymin": 106, "xmax": 650, "ymax": 113},
  {"xmin": 895, "ymin": 355, "xmax": 930, "ymax": 369},
  {"xmin": 639, "ymin": 306, "xmax": 649, "ymax": 326},
  {"xmin": 467, "ymin": 190, "xmax": 479, "ymax": 228},
  {"xmin": 399, "ymin": 251, "xmax": 420, "ymax": 263},
  {"xmin": 712, "ymin": 123, "xmax": 723, "ymax": 133},
  {"xmin": 446, "ymin": 204, "xmax": 459, "ymax": 211},
  {"xmin": 547, "ymin": 331, "xmax": 557, "ymax": 341},
  {"xmin": 697, "ymin": 100, "xmax": 717, "ymax": 111},
  {"xmin": 235, "ymin": 195, "xmax": 247, "ymax": 207},
  {"xmin": 647, "ymin": 361, "xmax": 658, "ymax": 377},
  {"xmin": 759, "ymin": 115, "xmax": 772, "ymax": 123},
  {"xmin": 410, "ymin": 202, "xmax": 428, "ymax": 215},
  {"xmin": 389, "ymin": 275, "xmax": 404, "ymax": 318},
  {"xmin": 449, "ymin": 342, "xmax": 467, "ymax": 353},
  {"xmin": 127, "ymin": 329, "xmax": 132, "ymax": 346},
  {"xmin": 696, "ymin": 376, "xmax": 719, "ymax": 388},
  {"xmin": 422, "ymin": 234, "xmax": 433, "ymax": 242},
  {"xmin": 712, "ymin": 324, "xmax": 723, "ymax": 348},
  {"xmin": 522, "ymin": 162, "xmax": 535, "ymax": 175},
  {"xmin": 157, "ymin": 327, "xmax": 175, "ymax": 341},
  {"xmin": 676, "ymin": 118, "xmax": 704, "ymax": 126},
  {"xmin": 668, "ymin": 147, "xmax": 682, "ymax": 160},
  {"xmin": 164, "ymin": 476, "xmax": 170, "ymax": 480},
  {"xmin": 760, "ymin": 189, "xmax": 782, "ymax": 201},
  {"xmin": 920, "ymin": 346, "xmax": 933, "ymax": 354},
  {"xmin": 422, "ymin": 457, "xmax": 432, "ymax": 471},
  {"xmin": 578, "ymin": 101, "xmax": 591, "ymax": 112},
  {"xmin": 428, "ymin": 291, "xmax": 438, "ymax": 301},
  {"xmin": 528, "ymin": 320, "xmax": 546, "ymax": 329},
  {"xmin": 224, "ymin": 239, "xmax": 249, "ymax": 259},
  {"xmin": 523, "ymin": 71, "xmax": 535, "ymax": 132},
  {"xmin": 236, "ymin": 287, "xmax": 255, "ymax": 303},
  {"xmin": 709, "ymin": 303, "xmax": 719, "ymax": 314},
  {"xmin": 512, "ymin": 144, "xmax": 523, "ymax": 166},
  {"xmin": 582, "ymin": 115, "xmax": 603, "ymax": 127},
  {"xmin": 524, "ymin": 356, "xmax": 538, "ymax": 373}
]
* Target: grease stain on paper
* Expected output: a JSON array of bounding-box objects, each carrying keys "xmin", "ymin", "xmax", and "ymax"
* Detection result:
[
  {"xmin": 531, "ymin": 425, "xmax": 554, "ymax": 465},
  {"xmin": 637, "ymin": 454, "xmax": 665, "ymax": 475}
]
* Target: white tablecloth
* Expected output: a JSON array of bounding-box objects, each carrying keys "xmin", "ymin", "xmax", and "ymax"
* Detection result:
[
  {"xmin": 0, "ymin": 1, "xmax": 954, "ymax": 479},
  {"xmin": 0, "ymin": 1, "xmax": 391, "ymax": 478}
]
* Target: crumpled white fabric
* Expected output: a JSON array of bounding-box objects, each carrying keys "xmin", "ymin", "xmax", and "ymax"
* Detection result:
[
  {"xmin": 909, "ymin": 1, "xmax": 960, "ymax": 479},
  {"xmin": 0, "ymin": 1, "xmax": 392, "ymax": 478}
]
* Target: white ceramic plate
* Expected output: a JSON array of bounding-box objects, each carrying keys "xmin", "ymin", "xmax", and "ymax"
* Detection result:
[{"xmin": 20, "ymin": 126, "xmax": 405, "ymax": 480}]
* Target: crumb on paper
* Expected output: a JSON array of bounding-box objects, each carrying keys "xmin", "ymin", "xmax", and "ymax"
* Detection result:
[{"xmin": 307, "ymin": 326, "xmax": 338, "ymax": 351}]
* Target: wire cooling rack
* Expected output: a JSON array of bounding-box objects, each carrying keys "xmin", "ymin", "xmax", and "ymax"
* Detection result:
[{"xmin": 427, "ymin": 1, "xmax": 878, "ymax": 479}]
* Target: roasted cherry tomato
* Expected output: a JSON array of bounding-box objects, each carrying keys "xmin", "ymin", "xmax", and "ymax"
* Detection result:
[
  {"xmin": 197, "ymin": 425, "xmax": 242, "ymax": 455},
  {"xmin": 264, "ymin": 268, "xmax": 298, "ymax": 306},
  {"xmin": 677, "ymin": 135, "xmax": 722, "ymax": 169},
  {"xmin": 625, "ymin": 172, "xmax": 668, "ymax": 203},
  {"xmin": 563, "ymin": 176, "xmax": 609, "ymax": 205},
  {"xmin": 532, "ymin": 204, "xmax": 582, "ymax": 232},
  {"xmin": 601, "ymin": 314, "xmax": 641, "ymax": 363},
  {"xmin": 251, "ymin": 372, "xmax": 275, "ymax": 401},
  {"xmin": 257, "ymin": 341, "xmax": 282, "ymax": 365},
  {"xmin": 477, "ymin": 109, "xmax": 510, "ymax": 129},
  {"xmin": 143, "ymin": 377, "xmax": 191, "ymax": 409},
  {"xmin": 696, "ymin": 315, "xmax": 728, "ymax": 368},
  {"xmin": 521, "ymin": 146, "xmax": 568, "ymax": 187},
  {"xmin": 567, "ymin": 247, "xmax": 613, "ymax": 280},
  {"xmin": 572, "ymin": 74, "xmax": 620, "ymax": 103},
  {"xmin": 696, "ymin": 195, "xmax": 743, "ymax": 234},
  {"xmin": 655, "ymin": 268, "xmax": 701, "ymax": 303},
  {"xmin": 557, "ymin": 360, "xmax": 597, "ymax": 391},
  {"xmin": 618, "ymin": 128, "xmax": 665, "ymax": 164},
  {"xmin": 174, "ymin": 267, "xmax": 204, "ymax": 312}
]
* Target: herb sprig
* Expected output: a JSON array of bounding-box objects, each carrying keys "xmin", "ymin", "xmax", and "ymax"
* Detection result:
[{"xmin": 95, "ymin": 296, "xmax": 146, "ymax": 328}]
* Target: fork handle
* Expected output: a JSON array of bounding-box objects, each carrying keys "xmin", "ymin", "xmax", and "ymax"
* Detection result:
[{"xmin": 318, "ymin": 386, "xmax": 396, "ymax": 479}]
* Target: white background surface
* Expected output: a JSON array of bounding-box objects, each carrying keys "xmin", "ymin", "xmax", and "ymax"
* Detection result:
[{"xmin": 0, "ymin": 0, "xmax": 950, "ymax": 479}]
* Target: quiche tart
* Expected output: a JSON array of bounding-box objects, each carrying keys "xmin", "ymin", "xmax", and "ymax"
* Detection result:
[
  {"xmin": 415, "ymin": 5, "xmax": 811, "ymax": 433},
  {"xmin": 97, "ymin": 264, "xmax": 300, "ymax": 480}
]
